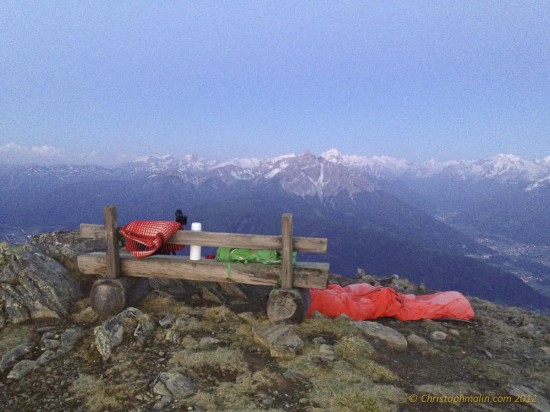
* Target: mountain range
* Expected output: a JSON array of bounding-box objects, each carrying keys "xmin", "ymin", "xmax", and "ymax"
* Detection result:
[{"xmin": 1, "ymin": 149, "xmax": 549, "ymax": 312}]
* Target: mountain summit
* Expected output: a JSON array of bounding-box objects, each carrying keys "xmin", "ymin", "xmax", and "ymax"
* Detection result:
[{"xmin": 0, "ymin": 232, "xmax": 549, "ymax": 411}]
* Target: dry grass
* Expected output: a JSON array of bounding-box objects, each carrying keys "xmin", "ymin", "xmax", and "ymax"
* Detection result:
[
  {"xmin": 189, "ymin": 371, "xmax": 288, "ymax": 412},
  {"xmin": 296, "ymin": 317, "xmax": 360, "ymax": 341},
  {"xmin": 169, "ymin": 347, "xmax": 249, "ymax": 377},
  {"xmin": 71, "ymin": 306, "xmax": 99, "ymax": 326},
  {"xmin": 280, "ymin": 332, "xmax": 402, "ymax": 411},
  {"xmin": 202, "ymin": 305, "xmax": 240, "ymax": 323},
  {"xmin": 415, "ymin": 382, "xmax": 477, "ymax": 397},
  {"xmin": 329, "ymin": 390, "xmax": 392, "ymax": 412},
  {"xmin": 69, "ymin": 374, "xmax": 127, "ymax": 412},
  {"xmin": 305, "ymin": 361, "xmax": 404, "ymax": 411},
  {"xmin": 334, "ymin": 335, "xmax": 375, "ymax": 359},
  {"xmin": 334, "ymin": 336, "xmax": 397, "ymax": 383},
  {"xmin": 0, "ymin": 324, "xmax": 33, "ymax": 355},
  {"xmin": 137, "ymin": 293, "xmax": 194, "ymax": 316}
]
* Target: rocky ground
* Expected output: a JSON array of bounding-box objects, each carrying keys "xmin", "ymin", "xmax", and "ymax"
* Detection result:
[{"xmin": 1, "ymin": 231, "xmax": 549, "ymax": 411}]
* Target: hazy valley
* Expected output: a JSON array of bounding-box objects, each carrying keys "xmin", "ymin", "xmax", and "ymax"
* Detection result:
[{"xmin": 1, "ymin": 150, "xmax": 550, "ymax": 312}]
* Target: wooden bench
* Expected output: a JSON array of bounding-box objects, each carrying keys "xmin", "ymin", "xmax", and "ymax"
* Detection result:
[{"xmin": 78, "ymin": 205, "xmax": 329, "ymax": 322}]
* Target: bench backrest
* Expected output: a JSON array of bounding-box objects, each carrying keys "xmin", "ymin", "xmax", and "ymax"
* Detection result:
[{"xmin": 79, "ymin": 205, "xmax": 328, "ymax": 290}]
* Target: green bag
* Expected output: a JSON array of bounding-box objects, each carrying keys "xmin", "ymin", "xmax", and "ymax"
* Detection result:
[{"xmin": 216, "ymin": 247, "xmax": 296, "ymax": 265}]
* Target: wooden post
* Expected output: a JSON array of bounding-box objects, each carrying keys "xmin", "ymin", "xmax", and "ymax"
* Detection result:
[
  {"xmin": 267, "ymin": 288, "xmax": 311, "ymax": 324},
  {"xmin": 281, "ymin": 213, "xmax": 294, "ymax": 289},
  {"xmin": 104, "ymin": 205, "xmax": 120, "ymax": 279},
  {"xmin": 90, "ymin": 277, "xmax": 150, "ymax": 316}
]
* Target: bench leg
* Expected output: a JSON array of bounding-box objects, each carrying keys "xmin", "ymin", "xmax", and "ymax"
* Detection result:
[
  {"xmin": 267, "ymin": 288, "xmax": 311, "ymax": 324},
  {"xmin": 91, "ymin": 277, "xmax": 150, "ymax": 316}
]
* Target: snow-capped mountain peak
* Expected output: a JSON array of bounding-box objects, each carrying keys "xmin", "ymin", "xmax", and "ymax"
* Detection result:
[
  {"xmin": 320, "ymin": 148, "xmax": 344, "ymax": 163},
  {"xmin": 125, "ymin": 149, "xmax": 550, "ymax": 194}
]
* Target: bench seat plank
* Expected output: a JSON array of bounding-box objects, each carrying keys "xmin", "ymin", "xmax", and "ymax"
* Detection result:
[{"xmin": 78, "ymin": 252, "xmax": 329, "ymax": 289}]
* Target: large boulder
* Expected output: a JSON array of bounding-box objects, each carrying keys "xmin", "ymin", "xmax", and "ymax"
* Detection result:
[
  {"xmin": 0, "ymin": 242, "xmax": 82, "ymax": 326},
  {"xmin": 30, "ymin": 231, "xmax": 105, "ymax": 281}
]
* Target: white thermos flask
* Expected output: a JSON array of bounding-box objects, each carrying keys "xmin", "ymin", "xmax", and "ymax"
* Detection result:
[{"xmin": 189, "ymin": 222, "xmax": 202, "ymax": 260}]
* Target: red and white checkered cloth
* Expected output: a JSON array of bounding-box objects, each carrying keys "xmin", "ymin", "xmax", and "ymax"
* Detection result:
[{"xmin": 119, "ymin": 221, "xmax": 184, "ymax": 258}]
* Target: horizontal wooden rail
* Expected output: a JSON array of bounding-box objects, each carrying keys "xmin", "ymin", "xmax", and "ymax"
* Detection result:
[
  {"xmin": 80, "ymin": 223, "xmax": 328, "ymax": 254},
  {"xmin": 78, "ymin": 252, "xmax": 329, "ymax": 289}
]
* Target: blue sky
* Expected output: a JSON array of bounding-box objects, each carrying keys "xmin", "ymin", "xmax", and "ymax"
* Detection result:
[{"xmin": 1, "ymin": 1, "xmax": 549, "ymax": 164}]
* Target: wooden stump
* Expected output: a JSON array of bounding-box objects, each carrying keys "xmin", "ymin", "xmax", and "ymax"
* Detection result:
[
  {"xmin": 90, "ymin": 277, "xmax": 150, "ymax": 316},
  {"xmin": 267, "ymin": 288, "xmax": 311, "ymax": 324}
]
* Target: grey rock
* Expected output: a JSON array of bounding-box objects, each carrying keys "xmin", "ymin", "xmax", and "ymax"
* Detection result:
[
  {"xmin": 256, "ymin": 393, "xmax": 274, "ymax": 407},
  {"xmin": 199, "ymin": 337, "xmax": 221, "ymax": 347},
  {"xmin": 319, "ymin": 344, "xmax": 337, "ymax": 361},
  {"xmin": 430, "ymin": 331, "xmax": 448, "ymax": 341},
  {"xmin": 310, "ymin": 311, "xmax": 328, "ymax": 319},
  {"xmin": 30, "ymin": 231, "xmax": 106, "ymax": 279},
  {"xmin": 518, "ymin": 323, "xmax": 538, "ymax": 338},
  {"xmin": 312, "ymin": 337, "xmax": 327, "ymax": 345},
  {"xmin": 36, "ymin": 350, "xmax": 59, "ymax": 366},
  {"xmin": 94, "ymin": 307, "xmax": 145, "ymax": 361},
  {"xmin": 94, "ymin": 321, "xmax": 124, "ymax": 361},
  {"xmin": 60, "ymin": 327, "xmax": 85, "ymax": 348},
  {"xmin": 165, "ymin": 329, "xmax": 182, "ymax": 344},
  {"xmin": 420, "ymin": 319, "xmax": 448, "ymax": 333},
  {"xmin": 352, "ymin": 321, "xmax": 408, "ymax": 351},
  {"xmin": 508, "ymin": 384, "xmax": 550, "ymax": 412},
  {"xmin": 407, "ymin": 334, "xmax": 428, "ymax": 350},
  {"xmin": 1, "ymin": 286, "xmax": 30, "ymax": 323},
  {"xmin": 0, "ymin": 243, "xmax": 81, "ymax": 325},
  {"xmin": 41, "ymin": 339, "xmax": 61, "ymax": 351},
  {"xmin": 153, "ymin": 372, "xmax": 195, "ymax": 400},
  {"xmin": 254, "ymin": 324, "xmax": 304, "ymax": 358},
  {"xmin": 0, "ymin": 342, "xmax": 33, "ymax": 372},
  {"xmin": 7, "ymin": 359, "xmax": 38, "ymax": 380},
  {"xmin": 134, "ymin": 314, "xmax": 155, "ymax": 344},
  {"xmin": 0, "ymin": 313, "xmax": 5, "ymax": 329},
  {"xmin": 159, "ymin": 313, "xmax": 175, "ymax": 328},
  {"xmin": 152, "ymin": 395, "xmax": 173, "ymax": 410},
  {"xmin": 42, "ymin": 331, "xmax": 57, "ymax": 340}
]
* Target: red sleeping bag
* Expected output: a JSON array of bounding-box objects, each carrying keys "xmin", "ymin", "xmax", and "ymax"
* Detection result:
[{"xmin": 307, "ymin": 283, "xmax": 475, "ymax": 321}]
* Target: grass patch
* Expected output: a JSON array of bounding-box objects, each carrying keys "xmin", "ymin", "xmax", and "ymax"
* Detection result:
[
  {"xmin": 190, "ymin": 371, "xmax": 288, "ymax": 412},
  {"xmin": 306, "ymin": 361, "xmax": 404, "ymax": 411},
  {"xmin": 0, "ymin": 324, "xmax": 33, "ymax": 355},
  {"xmin": 415, "ymin": 382, "xmax": 478, "ymax": 397},
  {"xmin": 137, "ymin": 294, "xmax": 194, "ymax": 316},
  {"xmin": 202, "ymin": 305, "xmax": 240, "ymax": 323},
  {"xmin": 296, "ymin": 317, "xmax": 359, "ymax": 341},
  {"xmin": 334, "ymin": 336, "xmax": 375, "ymax": 359},
  {"xmin": 281, "ymin": 334, "xmax": 402, "ymax": 410},
  {"xmin": 69, "ymin": 374, "xmax": 128, "ymax": 412},
  {"xmin": 330, "ymin": 389, "xmax": 392, "ymax": 412},
  {"xmin": 169, "ymin": 347, "xmax": 249, "ymax": 378},
  {"xmin": 72, "ymin": 306, "xmax": 99, "ymax": 326},
  {"xmin": 334, "ymin": 337, "xmax": 397, "ymax": 382}
]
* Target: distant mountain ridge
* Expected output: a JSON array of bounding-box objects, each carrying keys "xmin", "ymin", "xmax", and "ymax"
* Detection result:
[
  {"xmin": 126, "ymin": 149, "xmax": 550, "ymax": 192},
  {"xmin": 1, "ymin": 150, "xmax": 550, "ymax": 312}
]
